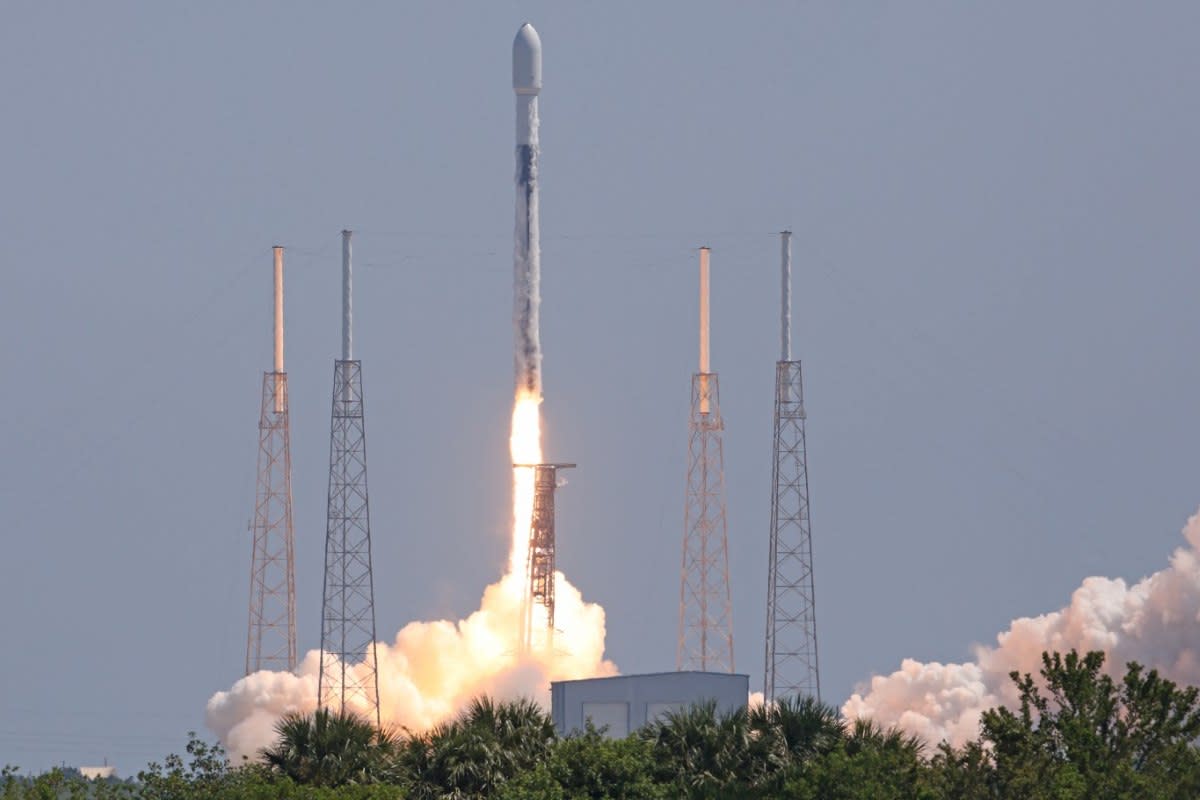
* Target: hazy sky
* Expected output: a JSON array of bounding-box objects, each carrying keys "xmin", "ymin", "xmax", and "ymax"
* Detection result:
[{"xmin": 2, "ymin": 2, "xmax": 1199, "ymax": 773}]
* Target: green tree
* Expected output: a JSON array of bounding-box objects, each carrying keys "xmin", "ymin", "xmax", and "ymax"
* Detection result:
[
  {"xmin": 2, "ymin": 766, "xmax": 20, "ymax": 800},
  {"xmin": 259, "ymin": 709, "xmax": 398, "ymax": 788},
  {"xmin": 497, "ymin": 722, "xmax": 667, "ymax": 800},
  {"xmin": 747, "ymin": 695, "xmax": 843, "ymax": 782},
  {"xmin": 138, "ymin": 733, "xmax": 241, "ymax": 800},
  {"xmin": 979, "ymin": 650, "xmax": 1200, "ymax": 799},
  {"xmin": 782, "ymin": 719, "xmax": 930, "ymax": 800},
  {"xmin": 640, "ymin": 700, "xmax": 753, "ymax": 798},
  {"xmin": 398, "ymin": 696, "xmax": 555, "ymax": 799},
  {"xmin": 924, "ymin": 740, "xmax": 996, "ymax": 800}
]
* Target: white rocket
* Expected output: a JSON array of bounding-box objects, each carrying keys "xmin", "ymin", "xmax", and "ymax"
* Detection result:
[{"xmin": 513, "ymin": 22, "xmax": 543, "ymax": 398}]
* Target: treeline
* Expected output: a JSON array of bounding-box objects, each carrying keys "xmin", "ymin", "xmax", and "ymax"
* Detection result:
[{"xmin": 5, "ymin": 650, "xmax": 1200, "ymax": 799}]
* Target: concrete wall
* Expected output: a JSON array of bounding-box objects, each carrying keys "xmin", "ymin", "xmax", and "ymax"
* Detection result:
[{"xmin": 550, "ymin": 671, "xmax": 749, "ymax": 737}]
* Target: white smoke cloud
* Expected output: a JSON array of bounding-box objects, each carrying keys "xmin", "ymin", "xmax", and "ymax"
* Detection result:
[
  {"xmin": 207, "ymin": 387, "xmax": 621, "ymax": 762},
  {"xmin": 212, "ymin": 41, "xmax": 598, "ymax": 762},
  {"xmin": 843, "ymin": 509, "xmax": 1200, "ymax": 747},
  {"xmin": 207, "ymin": 571, "xmax": 616, "ymax": 762}
]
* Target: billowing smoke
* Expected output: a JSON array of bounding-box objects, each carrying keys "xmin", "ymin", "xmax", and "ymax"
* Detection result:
[
  {"xmin": 208, "ymin": 321, "xmax": 612, "ymax": 763},
  {"xmin": 208, "ymin": 564, "xmax": 614, "ymax": 761},
  {"xmin": 842, "ymin": 509, "xmax": 1200, "ymax": 747},
  {"xmin": 208, "ymin": 25, "xmax": 613, "ymax": 761},
  {"xmin": 210, "ymin": 376, "xmax": 610, "ymax": 762}
]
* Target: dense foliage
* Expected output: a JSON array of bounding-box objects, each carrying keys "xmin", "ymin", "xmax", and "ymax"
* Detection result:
[
  {"xmin": 6, "ymin": 650, "xmax": 1200, "ymax": 799},
  {"xmin": 260, "ymin": 709, "xmax": 399, "ymax": 788}
]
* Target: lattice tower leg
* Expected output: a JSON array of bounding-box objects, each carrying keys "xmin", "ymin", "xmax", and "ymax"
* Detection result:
[
  {"xmin": 246, "ymin": 371, "xmax": 297, "ymax": 674},
  {"xmin": 764, "ymin": 360, "xmax": 820, "ymax": 701},
  {"xmin": 522, "ymin": 465, "xmax": 560, "ymax": 655},
  {"xmin": 317, "ymin": 361, "xmax": 381, "ymax": 724},
  {"xmin": 678, "ymin": 373, "xmax": 734, "ymax": 672}
]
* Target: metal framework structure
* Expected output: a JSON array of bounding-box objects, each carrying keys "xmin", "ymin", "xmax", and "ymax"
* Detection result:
[
  {"xmin": 764, "ymin": 230, "xmax": 820, "ymax": 702},
  {"xmin": 516, "ymin": 462, "xmax": 574, "ymax": 655},
  {"xmin": 678, "ymin": 247, "xmax": 734, "ymax": 673},
  {"xmin": 246, "ymin": 247, "xmax": 296, "ymax": 674},
  {"xmin": 318, "ymin": 231, "xmax": 381, "ymax": 724},
  {"xmin": 318, "ymin": 360, "xmax": 380, "ymax": 723}
]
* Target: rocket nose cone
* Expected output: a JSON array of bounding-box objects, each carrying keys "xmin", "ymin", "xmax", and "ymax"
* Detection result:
[{"xmin": 513, "ymin": 22, "xmax": 542, "ymax": 94}]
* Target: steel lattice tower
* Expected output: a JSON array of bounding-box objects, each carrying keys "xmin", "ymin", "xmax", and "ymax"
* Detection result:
[
  {"xmin": 246, "ymin": 246, "xmax": 297, "ymax": 675},
  {"xmin": 516, "ymin": 462, "xmax": 574, "ymax": 655},
  {"xmin": 764, "ymin": 231, "xmax": 820, "ymax": 702},
  {"xmin": 318, "ymin": 231, "xmax": 381, "ymax": 724},
  {"xmin": 678, "ymin": 247, "xmax": 734, "ymax": 673}
]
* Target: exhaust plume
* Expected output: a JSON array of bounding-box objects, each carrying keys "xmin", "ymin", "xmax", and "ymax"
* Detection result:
[
  {"xmin": 209, "ymin": 25, "xmax": 617, "ymax": 760},
  {"xmin": 207, "ymin": 392, "xmax": 615, "ymax": 761},
  {"xmin": 842, "ymin": 509, "xmax": 1200, "ymax": 747},
  {"xmin": 208, "ymin": 569, "xmax": 613, "ymax": 761}
]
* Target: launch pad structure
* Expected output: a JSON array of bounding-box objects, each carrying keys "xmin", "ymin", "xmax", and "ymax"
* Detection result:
[
  {"xmin": 678, "ymin": 247, "xmax": 735, "ymax": 673},
  {"xmin": 318, "ymin": 231, "xmax": 381, "ymax": 725},
  {"xmin": 516, "ymin": 462, "xmax": 575, "ymax": 655},
  {"xmin": 763, "ymin": 231, "xmax": 820, "ymax": 702},
  {"xmin": 246, "ymin": 246, "xmax": 297, "ymax": 675}
]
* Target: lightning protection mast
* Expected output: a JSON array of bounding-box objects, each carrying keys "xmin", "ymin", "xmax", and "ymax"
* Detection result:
[
  {"xmin": 763, "ymin": 230, "xmax": 820, "ymax": 702},
  {"xmin": 246, "ymin": 246, "xmax": 297, "ymax": 675},
  {"xmin": 318, "ymin": 231, "xmax": 381, "ymax": 725},
  {"xmin": 678, "ymin": 246, "xmax": 735, "ymax": 673}
]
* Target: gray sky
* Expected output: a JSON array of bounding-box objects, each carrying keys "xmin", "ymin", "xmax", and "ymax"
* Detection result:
[{"xmin": 2, "ymin": 1, "xmax": 1199, "ymax": 773}]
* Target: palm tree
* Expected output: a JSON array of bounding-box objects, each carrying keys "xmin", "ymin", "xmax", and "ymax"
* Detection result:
[
  {"xmin": 844, "ymin": 717, "xmax": 924, "ymax": 759},
  {"xmin": 460, "ymin": 696, "xmax": 555, "ymax": 763},
  {"xmin": 260, "ymin": 707, "xmax": 397, "ymax": 787},
  {"xmin": 748, "ymin": 694, "xmax": 844, "ymax": 777},
  {"xmin": 642, "ymin": 700, "xmax": 752, "ymax": 796},
  {"xmin": 398, "ymin": 696, "xmax": 556, "ymax": 799}
]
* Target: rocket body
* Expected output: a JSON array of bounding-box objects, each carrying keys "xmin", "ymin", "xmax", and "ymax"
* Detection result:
[{"xmin": 513, "ymin": 23, "xmax": 542, "ymax": 398}]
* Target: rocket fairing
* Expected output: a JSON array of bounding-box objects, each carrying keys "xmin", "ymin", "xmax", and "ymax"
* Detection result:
[{"xmin": 513, "ymin": 23, "xmax": 543, "ymax": 398}]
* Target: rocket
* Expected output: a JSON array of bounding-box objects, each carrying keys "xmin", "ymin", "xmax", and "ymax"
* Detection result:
[{"xmin": 513, "ymin": 22, "xmax": 543, "ymax": 398}]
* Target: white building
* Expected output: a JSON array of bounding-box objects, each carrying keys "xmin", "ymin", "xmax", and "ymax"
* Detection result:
[{"xmin": 551, "ymin": 671, "xmax": 749, "ymax": 738}]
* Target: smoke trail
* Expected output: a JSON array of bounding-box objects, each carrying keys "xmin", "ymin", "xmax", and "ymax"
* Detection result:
[{"xmin": 842, "ymin": 509, "xmax": 1200, "ymax": 747}]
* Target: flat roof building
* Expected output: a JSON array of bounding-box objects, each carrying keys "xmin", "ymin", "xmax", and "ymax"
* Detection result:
[{"xmin": 551, "ymin": 671, "xmax": 749, "ymax": 738}]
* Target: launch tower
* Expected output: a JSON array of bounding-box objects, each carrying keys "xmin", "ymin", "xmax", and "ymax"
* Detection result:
[
  {"xmin": 763, "ymin": 231, "xmax": 820, "ymax": 701},
  {"xmin": 246, "ymin": 246, "xmax": 297, "ymax": 674},
  {"xmin": 318, "ymin": 231, "xmax": 381, "ymax": 724},
  {"xmin": 678, "ymin": 247, "xmax": 734, "ymax": 673},
  {"xmin": 516, "ymin": 462, "xmax": 574, "ymax": 654}
]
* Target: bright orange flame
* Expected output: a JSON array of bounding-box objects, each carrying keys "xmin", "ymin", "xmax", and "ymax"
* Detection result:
[
  {"xmin": 207, "ymin": 387, "xmax": 617, "ymax": 761},
  {"xmin": 509, "ymin": 390, "xmax": 543, "ymax": 578}
]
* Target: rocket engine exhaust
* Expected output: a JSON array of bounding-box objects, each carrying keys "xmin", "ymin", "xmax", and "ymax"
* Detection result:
[{"xmin": 206, "ymin": 23, "xmax": 617, "ymax": 761}]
